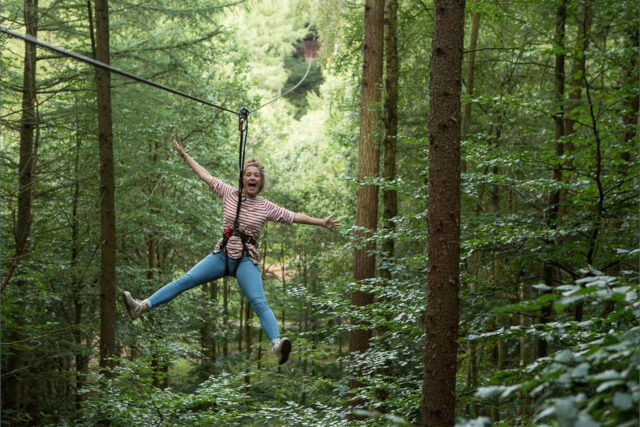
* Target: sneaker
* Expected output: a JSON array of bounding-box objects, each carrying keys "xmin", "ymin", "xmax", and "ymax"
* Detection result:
[
  {"xmin": 271, "ymin": 337, "xmax": 291, "ymax": 365},
  {"xmin": 122, "ymin": 291, "xmax": 148, "ymax": 320}
]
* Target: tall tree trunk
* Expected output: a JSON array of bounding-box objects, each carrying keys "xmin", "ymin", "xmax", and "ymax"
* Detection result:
[
  {"xmin": 463, "ymin": 1, "xmax": 481, "ymax": 405},
  {"xmin": 210, "ymin": 282, "xmax": 218, "ymax": 358},
  {"xmin": 302, "ymin": 253, "xmax": 309, "ymax": 374},
  {"xmin": 349, "ymin": 0, "xmax": 384, "ymax": 398},
  {"xmin": 3, "ymin": 0, "xmax": 38, "ymax": 418},
  {"xmin": 280, "ymin": 241, "xmax": 287, "ymax": 333},
  {"xmin": 564, "ymin": 1, "xmax": 591, "ymax": 141},
  {"xmin": 422, "ymin": 1, "xmax": 465, "ymax": 426},
  {"xmin": 461, "ymin": 0, "xmax": 480, "ymax": 138},
  {"xmin": 239, "ymin": 297, "xmax": 245, "ymax": 353},
  {"xmin": 621, "ymin": 12, "xmax": 639, "ymax": 165},
  {"xmin": 244, "ymin": 293, "xmax": 252, "ymax": 384},
  {"xmin": 375, "ymin": 0, "xmax": 398, "ymax": 407},
  {"xmin": 94, "ymin": 0, "xmax": 117, "ymax": 371},
  {"xmin": 200, "ymin": 282, "xmax": 217, "ymax": 373},
  {"xmin": 2, "ymin": 0, "xmax": 38, "ymax": 293},
  {"xmin": 566, "ymin": 1, "xmax": 591, "ymax": 322},
  {"xmin": 223, "ymin": 277, "xmax": 229, "ymax": 357},
  {"xmin": 71, "ymin": 101, "xmax": 88, "ymax": 415},
  {"xmin": 258, "ymin": 237, "xmax": 268, "ymax": 369},
  {"xmin": 539, "ymin": 0, "xmax": 566, "ymax": 358},
  {"xmin": 517, "ymin": 276, "xmax": 528, "ymax": 417},
  {"xmin": 381, "ymin": 0, "xmax": 398, "ymax": 282}
]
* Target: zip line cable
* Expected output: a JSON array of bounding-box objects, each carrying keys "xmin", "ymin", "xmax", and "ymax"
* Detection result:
[
  {"xmin": 249, "ymin": 59, "xmax": 313, "ymax": 114},
  {"xmin": 0, "ymin": 27, "xmax": 240, "ymax": 115},
  {"xmin": 1, "ymin": 27, "xmax": 315, "ymax": 117}
]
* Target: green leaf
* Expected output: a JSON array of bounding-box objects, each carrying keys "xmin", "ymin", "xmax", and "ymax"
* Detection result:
[
  {"xmin": 613, "ymin": 392, "xmax": 633, "ymax": 411},
  {"xmin": 555, "ymin": 349, "xmax": 575, "ymax": 363}
]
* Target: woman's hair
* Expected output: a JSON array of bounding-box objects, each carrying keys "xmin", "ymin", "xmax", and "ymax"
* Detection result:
[{"xmin": 242, "ymin": 156, "xmax": 267, "ymax": 193}]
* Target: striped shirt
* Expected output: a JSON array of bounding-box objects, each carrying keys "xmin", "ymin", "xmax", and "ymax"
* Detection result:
[{"xmin": 209, "ymin": 177, "xmax": 295, "ymax": 263}]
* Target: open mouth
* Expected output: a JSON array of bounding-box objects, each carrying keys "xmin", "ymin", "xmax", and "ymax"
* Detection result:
[{"xmin": 247, "ymin": 182, "xmax": 258, "ymax": 191}]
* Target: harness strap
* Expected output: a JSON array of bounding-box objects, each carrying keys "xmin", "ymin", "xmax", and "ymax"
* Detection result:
[
  {"xmin": 219, "ymin": 226, "xmax": 257, "ymax": 277},
  {"xmin": 220, "ymin": 108, "xmax": 251, "ymax": 277}
]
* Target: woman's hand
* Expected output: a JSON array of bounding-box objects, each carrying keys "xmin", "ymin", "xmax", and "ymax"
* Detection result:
[
  {"xmin": 172, "ymin": 138, "xmax": 213, "ymax": 184},
  {"xmin": 173, "ymin": 138, "xmax": 186, "ymax": 159},
  {"xmin": 293, "ymin": 213, "xmax": 341, "ymax": 230},
  {"xmin": 323, "ymin": 214, "xmax": 341, "ymax": 231}
]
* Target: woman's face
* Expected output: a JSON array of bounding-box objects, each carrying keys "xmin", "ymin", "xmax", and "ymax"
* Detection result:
[{"xmin": 243, "ymin": 165, "xmax": 262, "ymax": 197}]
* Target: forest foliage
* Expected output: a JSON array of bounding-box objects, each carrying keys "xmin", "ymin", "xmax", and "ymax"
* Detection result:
[{"xmin": 1, "ymin": 0, "xmax": 638, "ymax": 425}]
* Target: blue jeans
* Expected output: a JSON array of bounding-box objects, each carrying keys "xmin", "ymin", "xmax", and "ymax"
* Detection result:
[{"xmin": 147, "ymin": 252, "xmax": 280, "ymax": 342}]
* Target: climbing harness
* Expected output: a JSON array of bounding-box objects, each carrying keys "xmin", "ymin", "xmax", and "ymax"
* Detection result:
[{"xmin": 1, "ymin": 27, "xmax": 314, "ymax": 277}]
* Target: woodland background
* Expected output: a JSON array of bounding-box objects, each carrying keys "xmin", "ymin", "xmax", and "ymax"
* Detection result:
[{"xmin": 1, "ymin": 0, "xmax": 638, "ymax": 425}]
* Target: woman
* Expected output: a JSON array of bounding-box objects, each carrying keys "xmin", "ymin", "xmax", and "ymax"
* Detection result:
[{"xmin": 123, "ymin": 139, "xmax": 340, "ymax": 365}]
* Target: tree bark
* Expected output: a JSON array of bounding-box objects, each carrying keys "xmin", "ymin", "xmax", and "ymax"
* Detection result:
[
  {"xmin": 564, "ymin": 1, "xmax": 591, "ymax": 141},
  {"xmin": 517, "ymin": 277, "xmax": 528, "ymax": 417},
  {"xmin": 349, "ymin": 0, "xmax": 384, "ymax": 398},
  {"xmin": 463, "ymin": 1, "xmax": 481, "ymax": 404},
  {"xmin": 2, "ymin": 0, "xmax": 38, "ymax": 293},
  {"xmin": 538, "ymin": 0, "xmax": 566, "ymax": 358},
  {"xmin": 621, "ymin": 10, "xmax": 638, "ymax": 165},
  {"xmin": 94, "ymin": 0, "xmax": 117, "ymax": 371},
  {"xmin": 461, "ymin": 0, "xmax": 480, "ymax": 138},
  {"xmin": 239, "ymin": 296, "xmax": 245, "ymax": 353},
  {"xmin": 374, "ymin": 0, "xmax": 398, "ymax": 406},
  {"xmin": 71, "ymin": 100, "xmax": 89, "ymax": 415},
  {"xmin": 422, "ymin": 1, "xmax": 465, "ymax": 426},
  {"xmin": 244, "ymin": 293, "xmax": 252, "ymax": 384},
  {"xmin": 380, "ymin": 0, "xmax": 398, "ymax": 282},
  {"xmin": 566, "ymin": 1, "xmax": 591, "ymax": 322},
  {"xmin": 258, "ymin": 237, "xmax": 268, "ymax": 369},
  {"xmin": 280, "ymin": 241, "xmax": 287, "ymax": 333},
  {"xmin": 223, "ymin": 277, "xmax": 229, "ymax": 357},
  {"xmin": 3, "ymin": 0, "xmax": 38, "ymax": 417}
]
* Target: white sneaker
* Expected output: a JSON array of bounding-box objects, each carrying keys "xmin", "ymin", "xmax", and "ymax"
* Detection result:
[
  {"xmin": 122, "ymin": 291, "xmax": 148, "ymax": 320},
  {"xmin": 271, "ymin": 337, "xmax": 291, "ymax": 365}
]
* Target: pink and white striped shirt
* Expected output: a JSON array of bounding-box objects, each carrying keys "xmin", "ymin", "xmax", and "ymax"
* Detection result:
[{"xmin": 209, "ymin": 177, "xmax": 295, "ymax": 263}]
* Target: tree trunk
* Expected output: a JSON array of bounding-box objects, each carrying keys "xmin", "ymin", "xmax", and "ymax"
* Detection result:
[
  {"xmin": 381, "ymin": 0, "xmax": 398, "ymax": 282},
  {"xmin": 564, "ymin": 1, "xmax": 591, "ymax": 141},
  {"xmin": 244, "ymin": 292, "xmax": 252, "ymax": 384},
  {"xmin": 461, "ymin": 0, "xmax": 480, "ymax": 138},
  {"xmin": 349, "ymin": 0, "xmax": 384, "ymax": 398},
  {"xmin": 621, "ymin": 11, "xmax": 638, "ymax": 165},
  {"xmin": 539, "ymin": 0, "xmax": 566, "ymax": 358},
  {"xmin": 2, "ymin": 0, "xmax": 38, "ymax": 293},
  {"xmin": 71, "ymin": 101, "xmax": 88, "ymax": 415},
  {"xmin": 210, "ymin": 282, "xmax": 218, "ymax": 358},
  {"xmin": 375, "ymin": 0, "xmax": 398, "ymax": 406},
  {"xmin": 463, "ymin": 4, "xmax": 482, "ymax": 406},
  {"xmin": 517, "ymin": 277, "xmax": 528, "ymax": 417},
  {"xmin": 201, "ymin": 282, "xmax": 217, "ymax": 373},
  {"xmin": 280, "ymin": 241, "xmax": 287, "ymax": 333},
  {"xmin": 566, "ymin": 1, "xmax": 591, "ymax": 321},
  {"xmin": 223, "ymin": 277, "xmax": 229, "ymax": 357},
  {"xmin": 302, "ymin": 254, "xmax": 309, "ymax": 374},
  {"xmin": 257, "ymin": 235, "xmax": 267, "ymax": 369},
  {"xmin": 94, "ymin": 0, "xmax": 117, "ymax": 372},
  {"xmin": 3, "ymin": 0, "xmax": 38, "ymax": 417},
  {"xmin": 421, "ymin": 1, "xmax": 465, "ymax": 426},
  {"xmin": 239, "ymin": 296, "xmax": 245, "ymax": 353}
]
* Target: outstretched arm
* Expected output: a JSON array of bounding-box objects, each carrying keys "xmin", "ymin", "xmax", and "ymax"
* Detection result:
[
  {"xmin": 293, "ymin": 213, "xmax": 341, "ymax": 231},
  {"xmin": 173, "ymin": 139, "xmax": 213, "ymax": 185}
]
